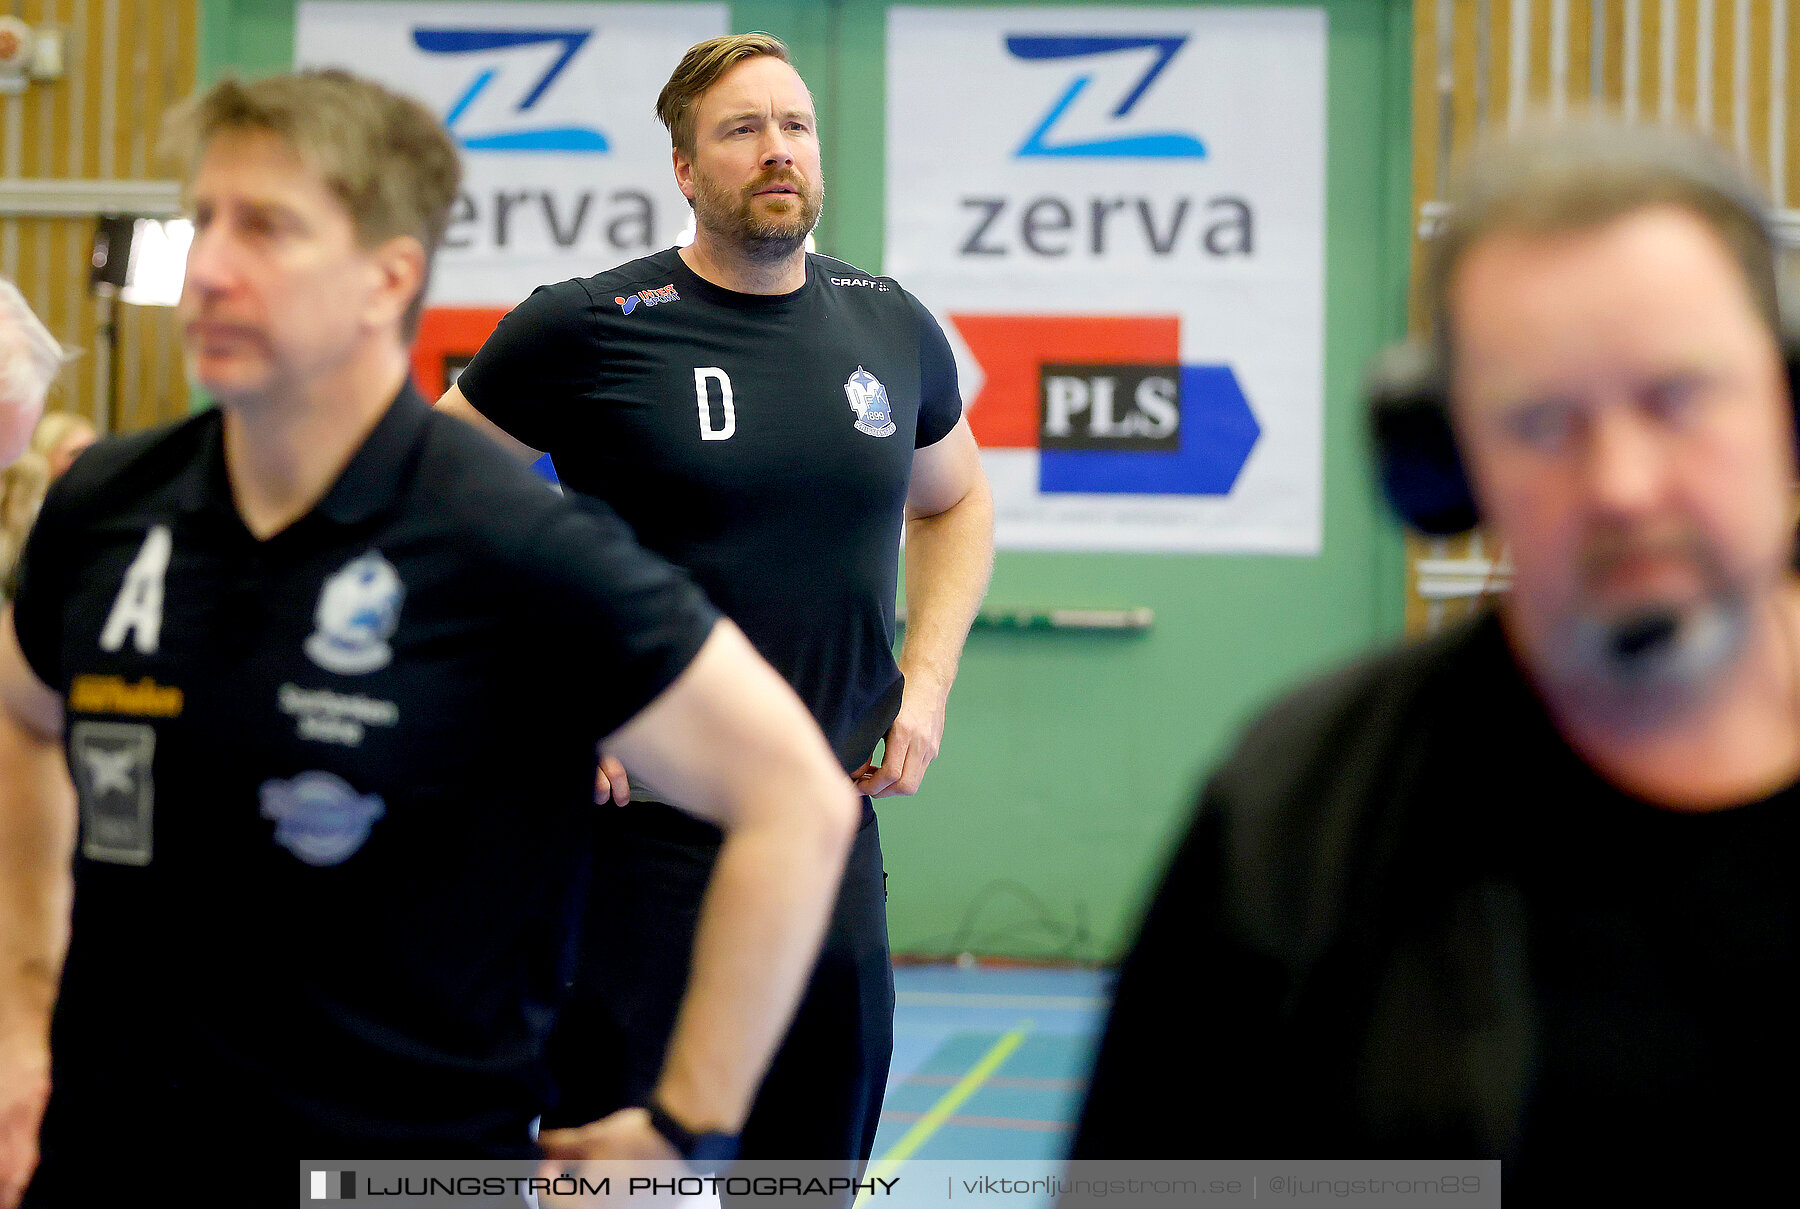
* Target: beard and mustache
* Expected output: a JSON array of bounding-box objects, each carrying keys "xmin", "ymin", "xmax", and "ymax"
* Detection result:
[
  {"xmin": 1538, "ymin": 528, "xmax": 1754, "ymax": 728},
  {"xmin": 690, "ymin": 165, "xmax": 824, "ymax": 261}
]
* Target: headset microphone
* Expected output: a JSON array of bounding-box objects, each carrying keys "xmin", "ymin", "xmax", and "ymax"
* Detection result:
[{"xmin": 1607, "ymin": 610, "xmax": 1682, "ymax": 668}]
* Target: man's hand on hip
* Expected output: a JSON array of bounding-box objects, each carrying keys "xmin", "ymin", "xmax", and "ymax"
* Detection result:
[
  {"xmin": 594, "ymin": 752, "xmax": 632, "ymax": 806},
  {"xmin": 853, "ymin": 683, "xmax": 947, "ymax": 797}
]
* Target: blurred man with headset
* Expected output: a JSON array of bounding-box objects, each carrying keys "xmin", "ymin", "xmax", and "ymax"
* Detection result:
[{"xmin": 1073, "ymin": 120, "xmax": 1797, "ymax": 1196}]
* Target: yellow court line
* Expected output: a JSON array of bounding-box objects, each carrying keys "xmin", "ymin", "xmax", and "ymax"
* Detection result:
[{"xmin": 854, "ymin": 1020, "xmax": 1034, "ymax": 1209}]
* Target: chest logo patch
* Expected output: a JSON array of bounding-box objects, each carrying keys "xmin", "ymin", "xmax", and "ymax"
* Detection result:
[
  {"xmin": 305, "ymin": 551, "xmax": 404, "ymax": 675},
  {"xmin": 846, "ymin": 367, "xmax": 896, "ymax": 438},
  {"xmin": 260, "ymin": 771, "xmax": 387, "ymax": 866}
]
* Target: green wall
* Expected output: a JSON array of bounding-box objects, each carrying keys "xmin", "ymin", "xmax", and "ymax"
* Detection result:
[{"xmin": 199, "ymin": 0, "xmax": 1414, "ymax": 962}]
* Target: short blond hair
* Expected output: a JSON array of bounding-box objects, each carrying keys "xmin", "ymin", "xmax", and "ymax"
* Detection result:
[
  {"xmin": 162, "ymin": 69, "xmax": 462, "ymax": 336},
  {"xmin": 656, "ymin": 33, "xmax": 793, "ymax": 155}
]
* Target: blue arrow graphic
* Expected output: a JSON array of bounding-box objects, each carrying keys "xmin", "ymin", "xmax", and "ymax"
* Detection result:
[{"xmin": 1038, "ymin": 364, "xmax": 1260, "ymax": 495}]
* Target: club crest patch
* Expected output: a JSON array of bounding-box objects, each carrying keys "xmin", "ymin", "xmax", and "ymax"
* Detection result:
[
  {"xmin": 305, "ymin": 551, "xmax": 404, "ymax": 675},
  {"xmin": 259, "ymin": 771, "xmax": 387, "ymax": 866},
  {"xmin": 845, "ymin": 366, "xmax": 896, "ymax": 438}
]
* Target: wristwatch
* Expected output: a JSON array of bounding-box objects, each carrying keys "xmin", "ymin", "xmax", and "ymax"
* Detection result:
[{"xmin": 645, "ymin": 1099, "xmax": 740, "ymax": 1172}]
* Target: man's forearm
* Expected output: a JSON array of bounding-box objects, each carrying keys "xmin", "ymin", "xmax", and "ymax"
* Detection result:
[
  {"xmin": 648, "ymin": 802, "xmax": 850, "ymax": 1132},
  {"xmin": 0, "ymin": 713, "xmax": 75, "ymax": 1079},
  {"xmin": 900, "ymin": 480, "xmax": 995, "ymax": 698}
]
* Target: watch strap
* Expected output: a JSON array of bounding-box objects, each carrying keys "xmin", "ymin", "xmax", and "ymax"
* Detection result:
[{"xmin": 645, "ymin": 1100, "xmax": 739, "ymax": 1172}]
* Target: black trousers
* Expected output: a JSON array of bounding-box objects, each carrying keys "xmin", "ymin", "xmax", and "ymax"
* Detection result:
[{"xmin": 544, "ymin": 808, "xmax": 895, "ymax": 1170}]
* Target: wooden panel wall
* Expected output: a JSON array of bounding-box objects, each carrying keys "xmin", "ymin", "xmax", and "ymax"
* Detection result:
[
  {"xmin": 0, "ymin": 0, "xmax": 198, "ymax": 436},
  {"xmin": 1406, "ymin": 0, "xmax": 1799, "ymax": 632}
]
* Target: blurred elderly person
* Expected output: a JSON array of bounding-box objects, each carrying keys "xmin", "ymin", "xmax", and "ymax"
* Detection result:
[{"xmin": 0, "ymin": 280, "xmax": 63, "ymax": 468}]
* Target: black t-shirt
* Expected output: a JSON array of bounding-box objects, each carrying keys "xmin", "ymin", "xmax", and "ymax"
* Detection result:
[
  {"xmin": 456, "ymin": 248, "xmax": 963, "ymax": 776},
  {"xmin": 1071, "ymin": 612, "xmax": 1796, "ymax": 1196},
  {"xmin": 10, "ymin": 385, "xmax": 718, "ymax": 1155}
]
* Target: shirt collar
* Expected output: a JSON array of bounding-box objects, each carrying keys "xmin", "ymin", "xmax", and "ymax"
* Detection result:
[
  {"xmin": 313, "ymin": 379, "xmax": 432, "ymax": 526},
  {"xmin": 170, "ymin": 379, "xmax": 432, "ymax": 530}
]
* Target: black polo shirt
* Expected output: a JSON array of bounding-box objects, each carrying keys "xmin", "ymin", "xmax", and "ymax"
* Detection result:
[
  {"xmin": 456, "ymin": 249, "xmax": 963, "ymax": 777},
  {"xmin": 10, "ymin": 384, "xmax": 717, "ymax": 1155}
]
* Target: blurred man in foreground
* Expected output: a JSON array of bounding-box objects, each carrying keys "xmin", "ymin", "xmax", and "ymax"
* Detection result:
[{"xmin": 1073, "ymin": 121, "xmax": 1797, "ymax": 1196}]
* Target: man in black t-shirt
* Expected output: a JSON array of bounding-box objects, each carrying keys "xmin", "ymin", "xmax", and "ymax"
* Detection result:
[
  {"xmin": 439, "ymin": 34, "xmax": 994, "ymax": 1169},
  {"xmin": 1069, "ymin": 121, "xmax": 1798, "ymax": 1197},
  {"xmin": 0, "ymin": 71, "xmax": 857, "ymax": 1209}
]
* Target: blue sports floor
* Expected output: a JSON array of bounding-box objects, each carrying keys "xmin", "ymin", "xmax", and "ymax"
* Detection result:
[{"xmin": 871, "ymin": 964, "xmax": 1111, "ymax": 1163}]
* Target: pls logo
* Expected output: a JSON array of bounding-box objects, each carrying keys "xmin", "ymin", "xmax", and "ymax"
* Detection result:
[{"xmin": 955, "ymin": 315, "xmax": 1259, "ymax": 495}]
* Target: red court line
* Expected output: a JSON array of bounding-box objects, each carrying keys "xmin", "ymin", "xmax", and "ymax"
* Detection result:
[{"xmin": 879, "ymin": 1111, "xmax": 1072, "ymax": 1133}]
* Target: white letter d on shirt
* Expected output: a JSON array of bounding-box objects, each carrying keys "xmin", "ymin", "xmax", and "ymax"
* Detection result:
[{"xmin": 695, "ymin": 367, "xmax": 736, "ymax": 442}]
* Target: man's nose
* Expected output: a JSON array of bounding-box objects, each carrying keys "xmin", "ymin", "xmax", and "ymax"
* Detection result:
[
  {"xmin": 760, "ymin": 129, "xmax": 794, "ymax": 167},
  {"xmin": 1581, "ymin": 406, "xmax": 1666, "ymax": 518},
  {"xmin": 183, "ymin": 226, "xmax": 235, "ymax": 295}
]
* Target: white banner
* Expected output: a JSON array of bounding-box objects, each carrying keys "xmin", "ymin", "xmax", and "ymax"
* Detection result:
[
  {"xmin": 886, "ymin": 6, "xmax": 1326, "ymax": 554},
  {"xmin": 296, "ymin": 2, "xmax": 726, "ymax": 306}
]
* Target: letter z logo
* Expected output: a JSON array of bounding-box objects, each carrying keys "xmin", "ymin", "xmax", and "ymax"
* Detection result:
[
  {"xmin": 412, "ymin": 27, "xmax": 608, "ymax": 152},
  {"xmin": 1007, "ymin": 35, "xmax": 1207, "ymax": 159}
]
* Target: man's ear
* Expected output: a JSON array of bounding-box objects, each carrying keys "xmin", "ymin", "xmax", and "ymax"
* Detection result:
[
  {"xmin": 364, "ymin": 234, "xmax": 426, "ymax": 331},
  {"xmin": 673, "ymin": 146, "xmax": 696, "ymax": 202}
]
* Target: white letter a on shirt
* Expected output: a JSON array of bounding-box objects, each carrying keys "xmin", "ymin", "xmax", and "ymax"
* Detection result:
[{"xmin": 100, "ymin": 525, "xmax": 173, "ymax": 654}]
